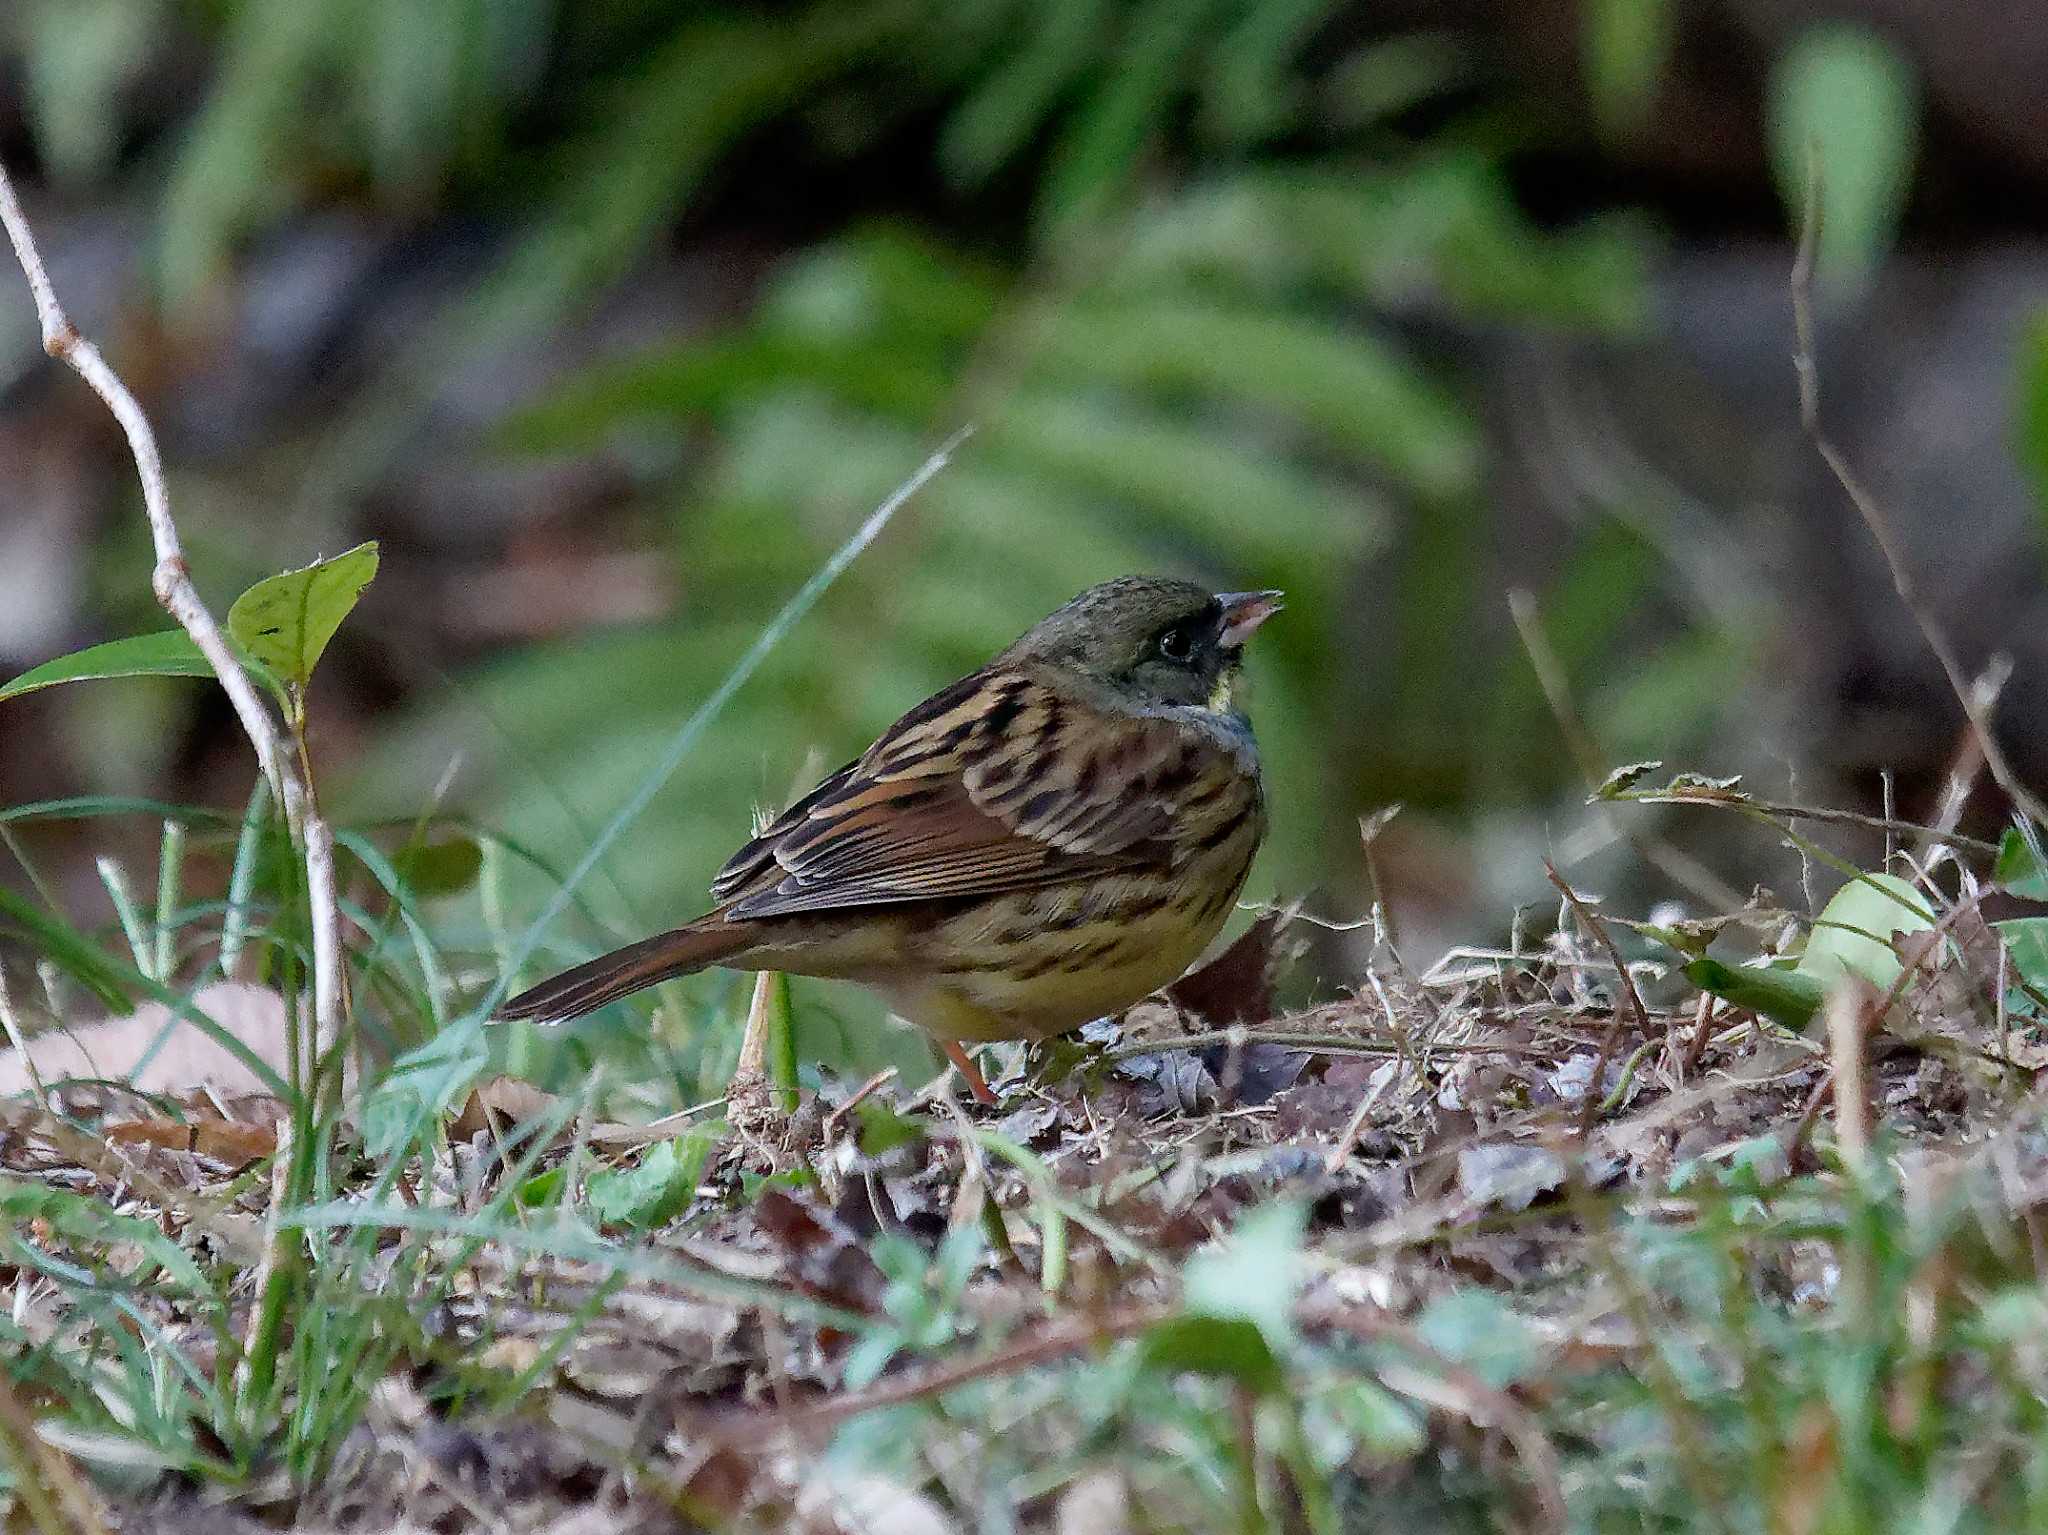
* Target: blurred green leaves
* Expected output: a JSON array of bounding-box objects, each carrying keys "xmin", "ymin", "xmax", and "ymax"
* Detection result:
[
  {"xmin": 1768, "ymin": 23, "xmax": 1919, "ymax": 281},
  {"xmin": 2016, "ymin": 313, "xmax": 2048, "ymax": 540},
  {"xmin": 1581, "ymin": 0, "xmax": 1672, "ymax": 140},
  {"xmin": 18, "ymin": 0, "xmax": 162, "ymax": 185}
]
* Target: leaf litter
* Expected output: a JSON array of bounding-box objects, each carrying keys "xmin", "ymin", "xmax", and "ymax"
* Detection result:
[{"xmin": 8, "ymin": 831, "xmax": 2048, "ymax": 1531}]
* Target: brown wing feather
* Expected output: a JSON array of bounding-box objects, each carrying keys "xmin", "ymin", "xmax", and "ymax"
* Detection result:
[{"xmin": 712, "ymin": 668, "xmax": 1213, "ymax": 920}]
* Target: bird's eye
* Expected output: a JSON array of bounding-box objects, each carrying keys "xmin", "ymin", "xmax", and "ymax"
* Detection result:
[{"xmin": 1157, "ymin": 625, "xmax": 1196, "ymax": 662}]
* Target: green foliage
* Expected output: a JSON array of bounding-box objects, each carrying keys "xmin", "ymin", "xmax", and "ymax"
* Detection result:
[
  {"xmin": 1, "ymin": 1177, "xmax": 211, "ymax": 1295},
  {"xmin": 0, "ymin": 630, "xmax": 280, "ymax": 705},
  {"xmin": 0, "ymin": 542, "xmax": 375, "ymax": 712},
  {"xmin": 1768, "ymin": 22, "xmax": 1920, "ymax": 280},
  {"xmin": 842, "ymin": 1223, "xmax": 986, "ymax": 1388},
  {"xmin": 2016, "ymin": 314, "xmax": 2048, "ymax": 538},
  {"xmin": 225, "ymin": 541, "xmax": 380, "ymax": 692},
  {"xmin": 1582, "ymin": 0, "xmax": 1672, "ymax": 139},
  {"xmin": 1796, "ymin": 870, "xmax": 1937, "ymax": 993},
  {"xmin": 1996, "ymin": 823, "xmax": 2048, "ymax": 900},
  {"xmin": 586, "ymin": 1131, "xmax": 715, "ymax": 1229},
  {"xmin": 1682, "ymin": 954, "xmax": 1824, "ymax": 1030}
]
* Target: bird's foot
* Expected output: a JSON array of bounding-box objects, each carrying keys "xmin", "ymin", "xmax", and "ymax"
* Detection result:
[{"xmin": 939, "ymin": 1040, "xmax": 1000, "ymax": 1106}]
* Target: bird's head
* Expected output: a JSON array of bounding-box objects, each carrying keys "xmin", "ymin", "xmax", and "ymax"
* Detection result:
[{"xmin": 1000, "ymin": 575, "xmax": 1284, "ymax": 714}]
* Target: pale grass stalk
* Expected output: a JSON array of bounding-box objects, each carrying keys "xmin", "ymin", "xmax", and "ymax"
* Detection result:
[{"xmin": 0, "ymin": 960, "xmax": 52, "ymax": 1112}]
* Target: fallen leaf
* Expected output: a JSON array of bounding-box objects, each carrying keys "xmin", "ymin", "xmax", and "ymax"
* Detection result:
[{"xmin": 103, "ymin": 1118, "xmax": 276, "ymax": 1168}]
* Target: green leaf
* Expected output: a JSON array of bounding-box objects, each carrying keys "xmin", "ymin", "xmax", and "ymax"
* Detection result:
[
  {"xmin": 1996, "ymin": 824, "xmax": 2048, "ymax": 901},
  {"xmin": 226, "ymin": 541, "xmax": 380, "ymax": 689},
  {"xmin": 1683, "ymin": 956, "xmax": 1824, "ymax": 1030},
  {"xmin": 1182, "ymin": 1200, "xmax": 1306, "ymax": 1352},
  {"xmin": 0, "ymin": 630, "xmax": 280, "ymax": 705},
  {"xmin": 1414, "ymin": 1289, "xmax": 1543, "ymax": 1390},
  {"xmin": 2018, "ymin": 313, "xmax": 2048, "ymax": 538},
  {"xmin": 588, "ymin": 1133, "xmax": 714, "ymax": 1230},
  {"xmin": 363, "ymin": 1019, "xmax": 488, "ymax": 1160},
  {"xmin": 1767, "ymin": 24, "xmax": 1918, "ymax": 280},
  {"xmin": 1582, "ymin": 0, "xmax": 1672, "ymax": 138},
  {"xmin": 1797, "ymin": 872, "xmax": 1937, "ymax": 993},
  {"xmin": 1997, "ymin": 917, "xmax": 2048, "ymax": 993},
  {"xmin": 941, "ymin": 0, "xmax": 1107, "ymax": 185},
  {"xmin": 854, "ymin": 1100, "xmax": 927, "ymax": 1158},
  {"xmin": 1141, "ymin": 1313, "xmax": 1284, "ymax": 1394},
  {"xmin": 514, "ymin": 1167, "xmax": 566, "ymax": 1209},
  {"xmin": 391, "ymin": 835, "xmax": 485, "ymax": 898},
  {"xmin": 1038, "ymin": 0, "xmax": 1221, "ymax": 226}
]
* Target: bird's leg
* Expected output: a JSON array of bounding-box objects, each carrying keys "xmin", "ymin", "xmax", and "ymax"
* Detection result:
[{"xmin": 940, "ymin": 1040, "xmax": 999, "ymax": 1106}]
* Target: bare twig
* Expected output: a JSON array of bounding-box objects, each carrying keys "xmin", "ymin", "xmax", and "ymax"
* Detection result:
[
  {"xmin": 1509, "ymin": 589, "xmax": 1746, "ymax": 910},
  {"xmin": 0, "ymin": 163, "xmax": 344, "ymax": 1070},
  {"xmin": 1823, "ymin": 983, "xmax": 1874, "ymax": 1177},
  {"xmin": 1543, "ymin": 860, "xmax": 1651, "ymax": 1141},
  {"xmin": 1608, "ymin": 789, "xmax": 2001, "ymax": 857},
  {"xmin": 1789, "ymin": 156, "xmax": 2048, "ymax": 833},
  {"xmin": 698, "ymin": 1302, "xmax": 1174, "ymax": 1445}
]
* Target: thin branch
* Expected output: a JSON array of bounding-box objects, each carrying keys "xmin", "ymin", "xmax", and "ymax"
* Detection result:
[
  {"xmin": 1543, "ymin": 860, "xmax": 1651, "ymax": 1141},
  {"xmin": 1508, "ymin": 589, "xmax": 1746, "ymax": 910},
  {"xmin": 0, "ymin": 162, "xmax": 344, "ymax": 1066},
  {"xmin": 1103, "ymin": 1029, "xmax": 1564, "ymax": 1061},
  {"xmin": 697, "ymin": 1302, "xmax": 1174, "ymax": 1445},
  {"xmin": 1608, "ymin": 790, "xmax": 2001, "ymax": 857},
  {"xmin": 1789, "ymin": 154, "xmax": 2048, "ymax": 833}
]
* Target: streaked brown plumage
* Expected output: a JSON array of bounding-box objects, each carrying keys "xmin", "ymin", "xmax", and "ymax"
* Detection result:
[{"xmin": 495, "ymin": 576, "xmax": 1281, "ymax": 1101}]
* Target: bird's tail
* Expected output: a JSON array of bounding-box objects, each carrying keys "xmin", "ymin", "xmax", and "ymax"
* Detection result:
[{"xmin": 494, "ymin": 919, "xmax": 754, "ymax": 1027}]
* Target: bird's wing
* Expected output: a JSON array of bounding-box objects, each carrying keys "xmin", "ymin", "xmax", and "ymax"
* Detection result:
[{"xmin": 709, "ymin": 669, "xmax": 1213, "ymax": 919}]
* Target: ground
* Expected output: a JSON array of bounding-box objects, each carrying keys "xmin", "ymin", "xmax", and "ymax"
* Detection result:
[{"xmin": 8, "ymin": 858, "xmax": 2047, "ymax": 1534}]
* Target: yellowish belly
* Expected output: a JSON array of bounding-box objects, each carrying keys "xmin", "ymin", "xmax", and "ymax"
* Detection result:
[{"xmin": 883, "ymin": 851, "xmax": 1252, "ymax": 1042}]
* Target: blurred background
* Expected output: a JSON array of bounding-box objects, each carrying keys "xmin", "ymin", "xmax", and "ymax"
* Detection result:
[{"xmin": 3, "ymin": 0, "xmax": 2046, "ymax": 1079}]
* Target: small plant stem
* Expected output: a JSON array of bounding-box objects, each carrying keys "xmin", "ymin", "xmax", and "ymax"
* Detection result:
[
  {"xmin": 1509, "ymin": 588, "xmax": 1745, "ymax": 910},
  {"xmin": 235, "ymin": 1116, "xmax": 299, "ymax": 1427},
  {"xmin": 218, "ymin": 777, "xmax": 269, "ymax": 976},
  {"xmin": 1789, "ymin": 153, "xmax": 2048, "ymax": 834},
  {"xmin": 0, "ymin": 960, "xmax": 52, "ymax": 1111},
  {"xmin": 94, "ymin": 857, "xmax": 152, "ymax": 978},
  {"xmin": 152, "ymin": 818, "xmax": 186, "ymax": 982},
  {"xmin": 1544, "ymin": 860, "xmax": 1651, "ymax": 1140},
  {"xmin": 0, "ymin": 161, "xmax": 344, "ymax": 1082}
]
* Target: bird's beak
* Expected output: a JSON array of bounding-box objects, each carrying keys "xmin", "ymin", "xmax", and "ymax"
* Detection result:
[{"xmin": 1216, "ymin": 590, "xmax": 1284, "ymax": 648}]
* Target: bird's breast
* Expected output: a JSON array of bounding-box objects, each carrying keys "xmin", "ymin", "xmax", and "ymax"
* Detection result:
[{"xmin": 890, "ymin": 814, "xmax": 1262, "ymax": 1041}]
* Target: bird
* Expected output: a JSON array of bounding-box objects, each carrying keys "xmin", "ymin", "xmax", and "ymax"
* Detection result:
[{"xmin": 494, "ymin": 576, "xmax": 1282, "ymax": 1104}]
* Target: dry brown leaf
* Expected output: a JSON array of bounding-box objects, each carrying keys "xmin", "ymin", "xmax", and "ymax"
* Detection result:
[
  {"xmin": 0, "ymin": 983, "xmax": 289, "ymax": 1097},
  {"xmin": 103, "ymin": 1117, "xmax": 277, "ymax": 1168},
  {"xmin": 450, "ymin": 1075, "xmax": 559, "ymax": 1139}
]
